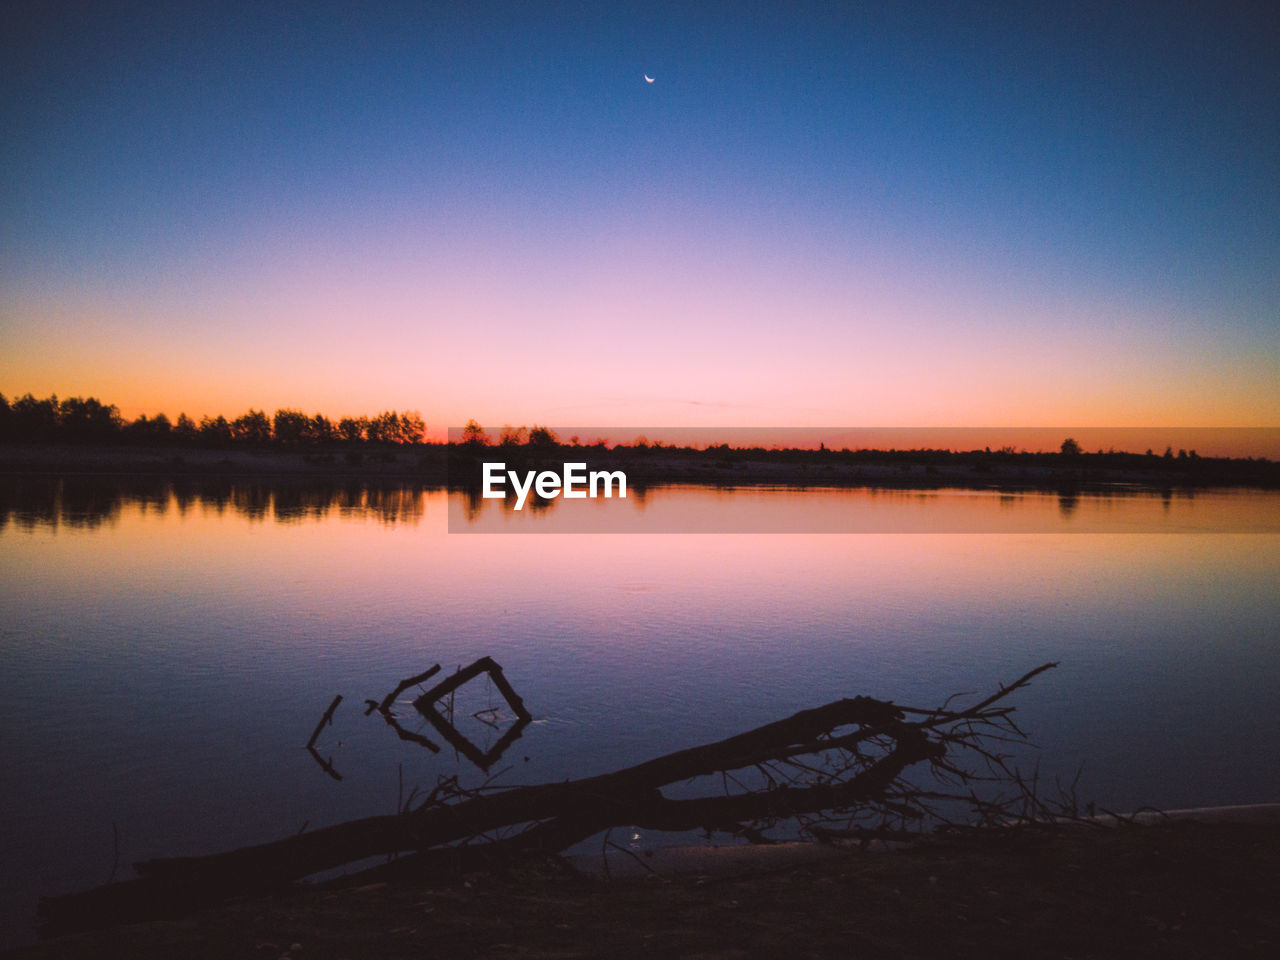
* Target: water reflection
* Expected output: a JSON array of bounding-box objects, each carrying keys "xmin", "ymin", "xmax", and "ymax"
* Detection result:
[
  {"xmin": 0, "ymin": 478, "xmax": 434, "ymax": 530},
  {"xmin": 2, "ymin": 479, "xmax": 1278, "ymax": 948},
  {"xmin": 1058, "ymin": 491, "xmax": 1079, "ymax": 519},
  {"xmin": 447, "ymin": 482, "xmax": 1280, "ymax": 534},
  {"xmin": 2, "ymin": 478, "xmax": 1276, "ymax": 534}
]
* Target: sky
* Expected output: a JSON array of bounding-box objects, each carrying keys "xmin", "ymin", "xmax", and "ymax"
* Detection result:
[{"xmin": 2, "ymin": 0, "xmax": 1277, "ymax": 439}]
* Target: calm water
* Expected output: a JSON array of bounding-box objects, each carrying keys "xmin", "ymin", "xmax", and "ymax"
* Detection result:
[{"xmin": 1, "ymin": 480, "xmax": 1278, "ymax": 944}]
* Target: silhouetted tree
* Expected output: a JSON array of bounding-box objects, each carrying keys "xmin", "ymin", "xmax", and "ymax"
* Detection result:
[
  {"xmin": 11, "ymin": 393, "xmax": 60, "ymax": 441},
  {"xmin": 231, "ymin": 409, "xmax": 271, "ymax": 444},
  {"xmin": 174, "ymin": 413, "xmax": 198, "ymax": 443},
  {"xmin": 273, "ymin": 408, "xmax": 313, "ymax": 445},
  {"xmin": 124, "ymin": 414, "xmax": 150, "ymax": 442},
  {"xmin": 498, "ymin": 425, "xmax": 526, "ymax": 446},
  {"xmin": 58, "ymin": 396, "xmax": 122, "ymax": 442},
  {"xmin": 199, "ymin": 415, "xmax": 232, "ymax": 446},
  {"xmin": 1060, "ymin": 437, "xmax": 1082, "ymax": 456},
  {"xmin": 461, "ymin": 419, "xmax": 490, "ymax": 446},
  {"xmin": 121, "ymin": 412, "xmax": 171, "ymax": 443},
  {"xmin": 367, "ymin": 410, "xmax": 406, "ymax": 444},
  {"xmin": 527, "ymin": 424, "xmax": 558, "ymax": 447},
  {"xmin": 0, "ymin": 392, "xmax": 10, "ymax": 439},
  {"xmin": 399, "ymin": 411, "xmax": 426, "ymax": 444},
  {"xmin": 311, "ymin": 414, "xmax": 335, "ymax": 443},
  {"xmin": 337, "ymin": 417, "xmax": 367, "ymax": 442}
]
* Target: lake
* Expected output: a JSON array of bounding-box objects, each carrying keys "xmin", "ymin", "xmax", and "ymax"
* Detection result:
[{"xmin": 2, "ymin": 479, "xmax": 1278, "ymax": 945}]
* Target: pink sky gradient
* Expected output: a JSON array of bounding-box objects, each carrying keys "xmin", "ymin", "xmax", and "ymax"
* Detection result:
[
  {"xmin": 4, "ymin": 4, "xmax": 1276, "ymax": 452},
  {"xmin": 4, "ymin": 207, "xmax": 1276, "ymax": 445}
]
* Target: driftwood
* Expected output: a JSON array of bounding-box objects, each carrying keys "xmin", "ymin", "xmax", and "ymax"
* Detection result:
[
  {"xmin": 305, "ymin": 694, "xmax": 342, "ymax": 750},
  {"xmin": 413, "ymin": 656, "xmax": 533, "ymax": 770},
  {"xmin": 40, "ymin": 663, "xmax": 1057, "ymax": 934},
  {"xmin": 304, "ymin": 694, "xmax": 344, "ymax": 780},
  {"xmin": 363, "ymin": 665, "xmax": 446, "ymax": 753},
  {"xmin": 358, "ymin": 657, "xmax": 534, "ymax": 766},
  {"xmin": 413, "ymin": 656, "xmax": 530, "ymax": 722},
  {"xmin": 365, "ymin": 665, "xmax": 443, "ymax": 716}
]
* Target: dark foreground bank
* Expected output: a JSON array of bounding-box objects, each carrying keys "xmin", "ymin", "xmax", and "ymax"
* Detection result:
[{"xmin": 8, "ymin": 820, "xmax": 1278, "ymax": 959}]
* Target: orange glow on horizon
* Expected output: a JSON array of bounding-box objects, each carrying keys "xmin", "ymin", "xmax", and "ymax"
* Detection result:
[{"xmin": 4, "ymin": 251, "xmax": 1278, "ymax": 459}]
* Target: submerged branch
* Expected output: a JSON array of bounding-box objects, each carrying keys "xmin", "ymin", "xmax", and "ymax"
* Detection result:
[
  {"xmin": 304, "ymin": 695, "xmax": 343, "ymax": 751},
  {"xmin": 41, "ymin": 663, "xmax": 1059, "ymax": 935}
]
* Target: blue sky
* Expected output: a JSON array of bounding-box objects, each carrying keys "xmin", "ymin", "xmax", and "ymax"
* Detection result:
[{"xmin": 3, "ymin": 1, "xmax": 1277, "ymax": 428}]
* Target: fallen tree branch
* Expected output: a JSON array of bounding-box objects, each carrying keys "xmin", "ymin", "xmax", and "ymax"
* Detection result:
[{"xmin": 40, "ymin": 663, "xmax": 1059, "ymax": 934}]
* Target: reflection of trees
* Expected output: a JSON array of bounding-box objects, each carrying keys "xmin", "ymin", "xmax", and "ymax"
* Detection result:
[
  {"xmin": 458, "ymin": 485, "xmax": 486, "ymax": 523},
  {"xmin": 1057, "ymin": 490, "xmax": 1079, "ymax": 519},
  {"xmin": 0, "ymin": 479, "xmax": 433, "ymax": 528},
  {"xmin": 525, "ymin": 493, "xmax": 555, "ymax": 515},
  {"xmin": 630, "ymin": 482, "xmax": 649, "ymax": 511},
  {"xmin": 363, "ymin": 487, "xmax": 426, "ymax": 524},
  {"xmin": 0, "ymin": 479, "xmax": 129, "ymax": 530},
  {"xmin": 232, "ymin": 484, "xmax": 272, "ymax": 521}
]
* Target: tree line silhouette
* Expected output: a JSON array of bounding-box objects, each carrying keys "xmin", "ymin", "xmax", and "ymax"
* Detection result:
[
  {"xmin": 0, "ymin": 393, "xmax": 426, "ymax": 447},
  {"xmin": 447, "ymin": 421, "xmax": 1276, "ymax": 489},
  {"xmin": 3, "ymin": 395, "xmax": 1274, "ymax": 489}
]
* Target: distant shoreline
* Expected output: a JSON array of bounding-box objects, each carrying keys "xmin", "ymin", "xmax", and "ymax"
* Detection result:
[{"xmin": 2, "ymin": 442, "xmax": 1277, "ymax": 490}]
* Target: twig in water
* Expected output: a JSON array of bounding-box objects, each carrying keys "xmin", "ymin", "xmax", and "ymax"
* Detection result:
[{"xmin": 306, "ymin": 695, "xmax": 343, "ymax": 750}]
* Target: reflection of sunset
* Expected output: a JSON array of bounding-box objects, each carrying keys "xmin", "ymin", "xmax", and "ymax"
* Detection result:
[
  {"xmin": 449, "ymin": 485, "xmax": 1280, "ymax": 534},
  {"xmin": 8, "ymin": 482, "xmax": 1275, "ymax": 536},
  {"xmin": 6, "ymin": 489, "xmax": 1276, "ymax": 653},
  {"xmin": 4, "ymin": 479, "xmax": 1279, "ymax": 948}
]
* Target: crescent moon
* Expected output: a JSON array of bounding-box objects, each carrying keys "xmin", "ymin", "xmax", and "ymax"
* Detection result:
[{"xmin": 644, "ymin": 74, "xmax": 654, "ymax": 83}]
